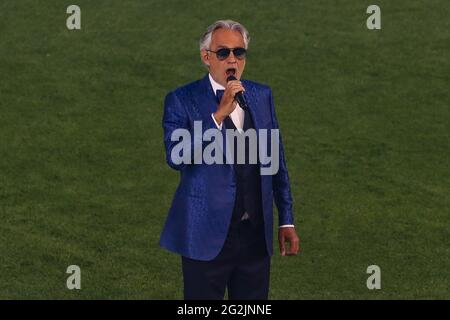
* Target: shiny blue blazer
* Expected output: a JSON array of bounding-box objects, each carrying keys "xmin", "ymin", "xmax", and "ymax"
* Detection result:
[{"xmin": 160, "ymin": 74, "xmax": 294, "ymax": 261}]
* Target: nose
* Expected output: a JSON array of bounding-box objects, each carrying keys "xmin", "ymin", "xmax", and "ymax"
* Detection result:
[{"xmin": 226, "ymin": 51, "xmax": 237, "ymax": 63}]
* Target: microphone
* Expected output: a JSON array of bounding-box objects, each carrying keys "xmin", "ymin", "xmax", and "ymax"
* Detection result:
[{"xmin": 227, "ymin": 75, "xmax": 248, "ymax": 110}]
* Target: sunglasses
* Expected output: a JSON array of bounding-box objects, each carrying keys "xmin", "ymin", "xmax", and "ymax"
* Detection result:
[{"xmin": 207, "ymin": 47, "xmax": 247, "ymax": 60}]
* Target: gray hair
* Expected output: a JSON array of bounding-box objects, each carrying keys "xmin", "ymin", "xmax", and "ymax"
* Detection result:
[{"xmin": 199, "ymin": 20, "xmax": 250, "ymax": 51}]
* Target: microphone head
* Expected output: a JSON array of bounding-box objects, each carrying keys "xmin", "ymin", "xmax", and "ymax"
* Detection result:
[{"xmin": 226, "ymin": 75, "xmax": 237, "ymax": 82}]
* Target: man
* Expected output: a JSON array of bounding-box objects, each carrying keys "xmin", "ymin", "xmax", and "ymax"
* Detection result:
[{"xmin": 160, "ymin": 20, "xmax": 300, "ymax": 300}]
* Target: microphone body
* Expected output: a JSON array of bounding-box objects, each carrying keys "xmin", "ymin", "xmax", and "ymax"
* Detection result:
[{"xmin": 227, "ymin": 75, "xmax": 248, "ymax": 110}]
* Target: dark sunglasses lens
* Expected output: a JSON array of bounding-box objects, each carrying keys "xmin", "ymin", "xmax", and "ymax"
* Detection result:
[
  {"xmin": 233, "ymin": 48, "xmax": 246, "ymax": 58},
  {"xmin": 216, "ymin": 48, "xmax": 231, "ymax": 60}
]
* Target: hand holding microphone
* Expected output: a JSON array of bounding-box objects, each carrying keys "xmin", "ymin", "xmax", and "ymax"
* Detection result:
[
  {"xmin": 226, "ymin": 75, "xmax": 248, "ymax": 111},
  {"xmin": 213, "ymin": 76, "xmax": 248, "ymax": 125}
]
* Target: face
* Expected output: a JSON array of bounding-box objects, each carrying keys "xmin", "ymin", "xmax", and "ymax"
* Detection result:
[{"xmin": 201, "ymin": 28, "xmax": 247, "ymax": 87}]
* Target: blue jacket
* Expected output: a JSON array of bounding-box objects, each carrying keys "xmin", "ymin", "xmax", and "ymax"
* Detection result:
[{"xmin": 160, "ymin": 74, "xmax": 294, "ymax": 261}]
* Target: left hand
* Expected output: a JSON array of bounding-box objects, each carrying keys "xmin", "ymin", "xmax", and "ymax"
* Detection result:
[{"xmin": 278, "ymin": 227, "xmax": 300, "ymax": 256}]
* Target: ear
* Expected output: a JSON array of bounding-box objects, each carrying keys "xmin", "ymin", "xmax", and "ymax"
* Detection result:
[{"xmin": 200, "ymin": 49, "xmax": 210, "ymax": 66}]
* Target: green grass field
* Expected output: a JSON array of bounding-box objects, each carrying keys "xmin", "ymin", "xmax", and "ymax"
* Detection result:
[{"xmin": 0, "ymin": 0, "xmax": 449, "ymax": 299}]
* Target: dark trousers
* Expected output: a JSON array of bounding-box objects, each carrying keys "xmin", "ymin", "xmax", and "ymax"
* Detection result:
[{"xmin": 182, "ymin": 218, "xmax": 270, "ymax": 300}]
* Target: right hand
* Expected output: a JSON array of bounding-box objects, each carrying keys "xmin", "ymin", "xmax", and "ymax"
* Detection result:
[{"xmin": 213, "ymin": 80, "xmax": 245, "ymax": 125}]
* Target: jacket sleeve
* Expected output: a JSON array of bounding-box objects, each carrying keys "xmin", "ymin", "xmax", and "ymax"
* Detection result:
[
  {"xmin": 268, "ymin": 89, "xmax": 295, "ymax": 226},
  {"xmin": 162, "ymin": 91, "xmax": 190, "ymax": 171}
]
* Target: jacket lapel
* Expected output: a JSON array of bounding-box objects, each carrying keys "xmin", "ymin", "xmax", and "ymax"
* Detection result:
[
  {"xmin": 242, "ymin": 81, "xmax": 261, "ymax": 131},
  {"xmin": 192, "ymin": 74, "xmax": 219, "ymax": 120}
]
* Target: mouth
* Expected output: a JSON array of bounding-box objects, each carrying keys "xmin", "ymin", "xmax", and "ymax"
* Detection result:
[{"xmin": 225, "ymin": 68, "xmax": 236, "ymax": 77}]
